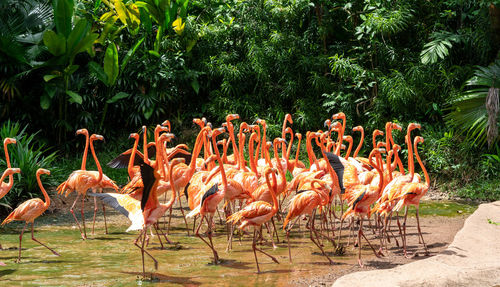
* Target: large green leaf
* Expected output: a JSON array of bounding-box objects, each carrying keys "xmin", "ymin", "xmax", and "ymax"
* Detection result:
[
  {"xmin": 66, "ymin": 90, "xmax": 82, "ymax": 104},
  {"xmin": 104, "ymin": 43, "xmax": 119, "ymax": 86},
  {"xmin": 42, "ymin": 30, "xmax": 66, "ymax": 56},
  {"xmin": 106, "ymin": 92, "xmax": 129, "ymax": 103},
  {"xmin": 121, "ymin": 37, "xmax": 144, "ymax": 72},
  {"xmin": 53, "ymin": 0, "xmax": 74, "ymax": 38},
  {"xmin": 88, "ymin": 61, "xmax": 108, "ymax": 85},
  {"xmin": 66, "ymin": 18, "xmax": 91, "ymax": 58}
]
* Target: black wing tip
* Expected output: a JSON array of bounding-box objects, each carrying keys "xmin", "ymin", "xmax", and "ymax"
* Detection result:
[{"xmin": 201, "ymin": 183, "xmax": 218, "ymax": 206}]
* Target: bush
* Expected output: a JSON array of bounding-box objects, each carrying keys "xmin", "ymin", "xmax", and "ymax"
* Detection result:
[{"xmin": 0, "ymin": 121, "xmax": 58, "ymax": 215}]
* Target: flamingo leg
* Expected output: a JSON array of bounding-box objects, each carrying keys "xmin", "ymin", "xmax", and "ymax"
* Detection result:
[
  {"xmin": 271, "ymin": 217, "xmax": 280, "ymax": 246},
  {"xmin": 206, "ymin": 215, "xmax": 219, "ymax": 263},
  {"xmin": 31, "ymin": 222, "xmax": 59, "ymax": 256},
  {"xmin": 81, "ymin": 195, "xmax": 87, "ymax": 239},
  {"xmin": 153, "ymin": 224, "xmax": 165, "ymax": 249},
  {"xmin": 415, "ymin": 207, "xmax": 429, "ymax": 256},
  {"xmin": 402, "ymin": 207, "xmax": 411, "ymax": 258},
  {"xmin": 357, "ymin": 218, "xmax": 363, "ymax": 267},
  {"xmin": 360, "ymin": 226, "xmax": 383, "ymax": 257},
  {"xmin": 133, "ymin": 228, "xmax": 158, "ymax": 277},
  {"xmin": 309, "ymin": 211, "xmax": 334, "ymax": 264},
  {"xmin": 102, "ymin": 203, "xmax": 108, "ymax": 234},
  {"xmin": 69, "ymin": 193, "xmax": 85, "ymax": 240},
  {"xmin": 92, "ymin": 196, "xmax": 98, "ymax": 235},
  {"xmin": 16, "ymin": 222, "xmax": 27, "ymax": 263},
  {"xmin": 286, "ymin": 230, "xmax": 292, "ymax": 263},
  {"xmin": 166, "ymin": 207, "xmax": 173, "ymax": 235},
  {"xmin": 252, "ymin": 228, "xmax": 260, "ymax": 273},
  {"xmin": 177, "ymin": 194, "xmax": 190, "ymax": 236},
  {"xmin": 195, "ymin": 215, "xmax": 219, "ymax": 264}
]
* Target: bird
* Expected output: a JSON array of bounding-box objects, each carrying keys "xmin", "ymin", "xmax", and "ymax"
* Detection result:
[
  {"xmin": 57, "ymin": 133, "xmax": 118, "ymax": 239},
  {"xmin": 227, "ymin": 167, "xmax": 280, "ymax": 273},
  {"xmin": 2, "ymin": 168, "xmax": 60, "ymax": 263},
  {"xmin": 390, "ymin": 136, "xmax": 430, "ymax": 256},
  {"xmin": 187, "ymin": 127, "xmax": 234, "ymax": 264},
  {"xmin": 1, "ymin": 138, "xmax": 17, "ymax": 197},
  {"xmin": 0, "ymin": 167, "xmax": 21, "ymax": 250},
  {"xmin": 341, "ymin": 149, "xmax": 385, "ymax": 267},
  {"xmin": 133, "ymin": 142, "xmax": 185, "ymax": 277},
  {"xmin": 283, "ymin": 178, "xmax": 331, "ymax": 264}
]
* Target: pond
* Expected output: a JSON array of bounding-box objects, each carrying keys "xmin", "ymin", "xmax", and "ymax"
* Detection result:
[{"xmin": 0, "ymin": 200, "xmax": 477, "ymax": 286}]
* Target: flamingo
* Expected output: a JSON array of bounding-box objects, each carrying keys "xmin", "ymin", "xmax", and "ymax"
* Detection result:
[
  {"xmin": 187, "ymin": 127, "xmax": 234, "ymax": 264},
  {"xmin": 1, "ymin": 138, "xmax": 17, "ymax": 193},
  {"xmin": 2, "ymin": 168, "xmax": 60, "ymax": 262},
  {"xmin": 391, "ymin": 136, "xmax": 430, "ymax": 256},
  {"xmin": 283, "ymin": 178, "xmax": 331, "ymax": 264},
  {"xmin": 341, "ymin": 149, "xmax": 385, "ymax": 267},
  {"xmin": 133, "ymin": 142, "xmax": 184, "ymax": 277},
  {"xmin": 57, "ymin": 133, "xmax": 118, "ymax": 239},
  {"xmin": 227, "ymin": 168, "xmax": 280, "ymax": 273}
]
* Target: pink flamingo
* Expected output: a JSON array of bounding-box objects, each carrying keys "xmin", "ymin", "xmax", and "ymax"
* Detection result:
[{"xmin": 2, "ymin": 168, "xmax": 60, "ymax": 262}]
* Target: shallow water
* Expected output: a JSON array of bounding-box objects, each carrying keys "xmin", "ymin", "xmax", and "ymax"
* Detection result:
[{"xmin": 0, "ymin": 200, "xmax": 477, "ymax": 286}]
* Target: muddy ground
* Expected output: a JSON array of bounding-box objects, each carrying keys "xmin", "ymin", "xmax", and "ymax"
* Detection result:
[{"xmin": 0, "ymin": 188, "xmax": 474, "ymax": 286}]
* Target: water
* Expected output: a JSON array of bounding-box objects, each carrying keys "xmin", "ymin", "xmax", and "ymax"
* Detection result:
[{"xmin": 0, "ymin": 200, "xmax": 477, "ymax": 286}]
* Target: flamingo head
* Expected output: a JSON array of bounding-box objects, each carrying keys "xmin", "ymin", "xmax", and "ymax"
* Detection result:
[
  {"xmin": 331, "ymin": 112, "xmax": 346, "ymax": 121},
  {"xmin": 285, "ymin": 113, "xmax": 293, "ymax": 124},
  {"xmin": 352, "ymin": 126, "xmax": 363, "ymax": 132},
  {"xmin": 36, "ymin": 168, "xmax": 50, "ymax": 176},
  {"xmin": 75, "ymin": 129, "xmax": 88, "ymax": 137},
  {"xmin": 90, "ymin": 134, "xmax": 104, "ymax": 142},
  {"xmin": 5, "ymin": 168, "xmax": 21, "ymax": 175},
  {"xmin": 415, "ymin": 136, "xmax": 424, "ymax": 144},
  {"xmin": 129, "ymin": 133, "xmax": 139, "ymax": 140},
  {"xmin": 373, "ymin": 129, "xmax": 384, "ymax": 138},
  {"xmin": 226, "ymin": 114, "xmax": 239, "ymax": 122},
  {"xmin": 392, "ymin": 123, "xmax": 403, "ymax": 131}
]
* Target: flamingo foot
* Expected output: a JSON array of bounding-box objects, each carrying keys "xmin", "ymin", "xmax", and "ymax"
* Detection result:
[{"xmin": 358, "ymin": 258, "xmax": 364, "ymax": 267}]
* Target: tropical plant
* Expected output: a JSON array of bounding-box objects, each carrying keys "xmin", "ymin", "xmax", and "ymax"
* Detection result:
[
  {"xmin": 446, "ymin": 59, "xmax": 500, "ymax": 148},
  {"xmin": 0, "ymin": 121, "xmax": 58, "ymax": 215}
]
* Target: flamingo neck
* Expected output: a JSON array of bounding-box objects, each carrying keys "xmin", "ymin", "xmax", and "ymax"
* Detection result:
[
  {"xmin": 37, "ymin": 173, "xmax": 50, "ymax": 208},
  {"xmin": 406, "ymin": 132, "xmax": 415, "ymax": 180},
  {"xmin": 260, "ymin": 123, "xmax": 267, "ymax": 160},
  {"xmin": 128, "ymin": 137, "xmax": 139, "ymax": 178},
  {"xmin": 414, "ymin": 141, "xmax": 430, "ymax": 187},
  {"xmin": 166, "ymin": 161, "xmax": 180, "ymax": 209},
  {"xmin": 254, "ymin": 128, "xmax": 261, "ymax": 165},
  {"xmin": 90, "ymin": 139, "xmax": 103, "ymax": 183},
  {"xmin": 81, "ymin": 133, "xmax": 89, "ymax": 170},
  {"xmin": 345, "ymin": 139, "xmax": 353, "ymax": 159},
  {"xmin": 265, "ymin": 170, "xmax": 278, "ymax": 214},
  {"xmin": 334, "ymin": 127, "xmax": 344, "ymax": 155},
  {"xmin": 248, "ymin": 134, "xmax": 258, "ymax": 176},
  {"xmin": 239, "ymin": 133, "xmax": 246, "ymax": 170},
  {"xmin": 227, "ymin": 123, "xmax": 239, "ymax": 166},
  {"xmin": 3, "ymin": 141, "xmax": 13, "ymax": 186},
  {"xmin": 211, "ymin": 136, "xmax": 228, "ymax": 190},
  {"xmin": 294, "ymin": 135, "xmax": 302, "ymax": 169},
  {"xmin": 143, "ymin": 128, "xmax": 150, "ymax": 165},
  {"xmin": 286, "ymin": 131, "xmax": 294, "ymax": 163},
  {"xmin": 353, "ymin": 128, "xmax": 364, "ymax": 158}
]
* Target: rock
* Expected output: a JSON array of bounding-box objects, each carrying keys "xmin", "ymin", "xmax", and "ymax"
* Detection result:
[{"xmin": 332, "ymin": 201, "xmax": 500, "ymax": 287}]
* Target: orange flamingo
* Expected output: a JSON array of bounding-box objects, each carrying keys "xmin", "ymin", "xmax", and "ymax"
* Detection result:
[
  {"xmin": 391, "ymin": 136, "xmax": 430, "ymax": 256},
  {"xmin": 57, "ymin": 133, "xmax": 118, "ymax": 239},
  {"xmin": 283, "ymin": 178, "xmax": 331, "ymax": 264},
  {"xmin": 341, "ymin": 149, "xmax": 385, "ymax": 267},
  {"xmin": 1, "ymin": 138, "xmax": 17, "ymax": 193},
  {"xmin": 187, "ymin": 127, "xmax": 233, "ymax": 264},
  {"xmin": 133, "ymin": 139, "xmax": 183, "ymax": 277},
  {"xmin": 2, "ymin": 168, "xmax": 60, "ymax": 262},
  {"xmin": 227, "ymin": 168, "xmax": 280, "ymax": 273}
]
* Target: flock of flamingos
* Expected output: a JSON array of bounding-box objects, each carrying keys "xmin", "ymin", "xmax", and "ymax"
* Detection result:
[{"xmin": 0, "ymin": 113, "xmax": 431, "ymax": 277}]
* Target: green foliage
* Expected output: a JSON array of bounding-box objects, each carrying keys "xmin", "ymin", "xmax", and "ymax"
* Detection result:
[
  {"xmin": 446, "ymin": 60, "xmax": 500, "ymax": 147},
  {"xmin": 420, "ymin": 32, "xmax": 462, "ymax": 64},
  {"xmin": 0, "ymin": 121, "xmax": 58, "ymax": 215}
]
